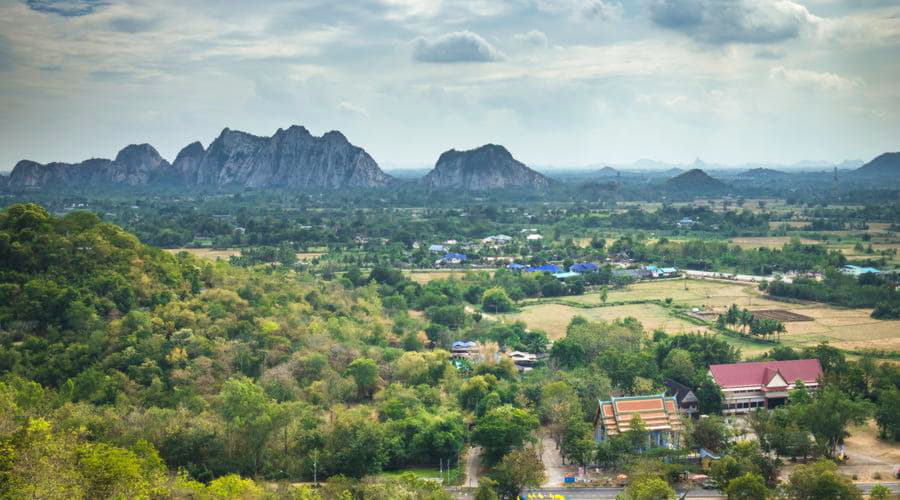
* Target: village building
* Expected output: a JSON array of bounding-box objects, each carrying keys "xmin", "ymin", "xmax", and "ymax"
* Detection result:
[
  {"xmin": 841, "ymin": 264, "xmax": 881, "ymax": 276},
  {"xmin": 593, "ymin": 394, "xmax": 682, "ymax": 449},
  {"xmin": 428, "ymin": 244, "xmax": 446, "ymax": 253},
  {"xmin": 570, "ymin": 262, "xmax": 599, "ymax": 273},
  {"xmin": 526, "ymin": 234, "xmax": 543, "ymax": 241},
  {"xmin": 708, "ymin": 359, "xmax": 823, "ymax": 414},
  {"xmin": 664, "ymin": 379, "xmax": 699, "ymax": 418}
]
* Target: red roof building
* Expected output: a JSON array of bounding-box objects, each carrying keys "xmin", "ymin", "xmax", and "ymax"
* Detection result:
[
  {"xmin": 708, "ymin": 359, "xmax": 823, "ymax": 414},
  {"xmin": 593, "ymin": 394, "xmax": 682, "ymax": 448}
]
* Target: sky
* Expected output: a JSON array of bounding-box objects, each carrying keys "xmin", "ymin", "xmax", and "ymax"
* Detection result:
[{"xmin": 0, "ymin": 0, "xmax": 898, "ymax": 170}]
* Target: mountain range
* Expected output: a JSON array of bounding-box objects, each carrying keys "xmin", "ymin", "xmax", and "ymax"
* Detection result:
[{"xmin": 1, "ymin": 125, "xmax": 896, "ymax": 191}]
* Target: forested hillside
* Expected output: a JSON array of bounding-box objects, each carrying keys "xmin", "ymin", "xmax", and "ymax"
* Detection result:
[{"xmin": 0, "ymin": 203, "xmax": 459, "ymax": 497}]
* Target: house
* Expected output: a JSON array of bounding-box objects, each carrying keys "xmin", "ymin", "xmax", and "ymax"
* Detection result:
[
  {"xmin": 506, "ymin": 351, "xmax": 544, "ymax": 372},
  {"xmin": 444, "ymin": 239, "xmax": 458, "ymax": 245},
  {"xmin": 659, "ymin": 267, "xmax": 678, "ymax": 278},
  {"xmin": 525, "ymin": 264, "xmax": 562, "ymax": 273},
  {"xmin": 677, "ymin": 217, "xmax": 697, "ymax": 228},
  {"xmin": 482, "ymin": 234, "xmax": 513, "ymax": 245},
  {"xmin": 664, "ymin": 380, "xmax": 699, "ymax": 417},
  {"xmin": 570, "ymin": 262, "xmax": 599, "ymax": 273},
  {"xmin": 526, "ymin": 234, "xmax": 543, "ymax": 241},
  {"xmin": 593, "ymin": 394, "xmax": 682, "ymax": 448},
  {"xmin": 429, "ymin": 244, "xmax": 446, "ymax": 253},
  {"xmin": 435, "ymin": 253, "xmax": 467, "ymax": 267},
  {"xmin": 552, "ymin": 271, "xmax": 581, "ymax": 280},
  {"xmin": 507, "ymin": 263, "xmax": 526, "ymax": 270},
  {"xmin": 708, "ymin": 359, "xmax": 823, "ymax": 414},
  {"xmin": 842, "ymin": 265, "xmax": 881, "ymax": 276},
  {"xmin": 450, "ymin": 341, "xmax": 478, "ymax": 359},
  {"xmin": 613, "ymin": 268, "xmax": 651, "ymax": 280}
]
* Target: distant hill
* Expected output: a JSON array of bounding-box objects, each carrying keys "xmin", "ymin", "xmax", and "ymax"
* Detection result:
[
  {"xmin": 423, "ymin": 144, "xmax": 553, "ymax": 190},
  {"xmin": 6, "ymin": 125, "xmax": 392, "ymax": 190},
  {"xmin": 855, "ymin": 152, "xmax": 900, "ymax": 177},
  {"xmin": 664, "ymin": 168, "xmax": 728, "ymax": 192},
  {"xmin": 595, "ymin": 166, "xmax": 619, "ymax": 177},
  {"xmin": 738, "ymin": 167, "xmax": 789, "ymax": 178}
]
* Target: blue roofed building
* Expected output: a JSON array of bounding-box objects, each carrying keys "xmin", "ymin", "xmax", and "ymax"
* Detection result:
[
  {"xmin": 842, "ymin": 264, "xmax": 881, "ymax": 276},
  {"xmin": 525, "ymin": 264, "xmax": 562, "ymax": 273},
  {"xmin": 570, "ymin": 262, "xmax": 599, "ymax": 273}
]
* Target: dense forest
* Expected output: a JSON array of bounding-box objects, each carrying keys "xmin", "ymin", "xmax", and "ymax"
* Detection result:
[{"xmin": 1, "ymin": 203, "xmax": 899, "ymax": 499}]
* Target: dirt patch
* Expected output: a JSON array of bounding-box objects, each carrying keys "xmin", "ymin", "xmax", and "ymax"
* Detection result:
[
  {"xmin": 752, "ymin": 310, "xmax": 813, "ymax": 322},
  {"xmin": 165, "ymin": 248, "xmax": 324, "ymax": 261}
]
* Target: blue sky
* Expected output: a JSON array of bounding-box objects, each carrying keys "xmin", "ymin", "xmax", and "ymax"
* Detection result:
[{"xmin": 0, "ymin": 0, "xmax": 898, "ymax": 169}]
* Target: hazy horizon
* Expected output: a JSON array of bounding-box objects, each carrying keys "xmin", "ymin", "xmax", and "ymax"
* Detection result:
[{"xmin": 1, "ymin": 0, "xmax": 898, "ymax": 170}]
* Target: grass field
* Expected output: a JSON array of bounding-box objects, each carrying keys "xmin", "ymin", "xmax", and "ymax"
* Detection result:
[
  {"xmin": 402, "ymin": 270, "xmax": 469, "ymax": 284},
  {"xmin": 502, "ymin": 279, "xmax": 900, "ymax": 358},
  {"xmin": 502, "ymin": 303, "xmax": 710, "ymax": 340}
]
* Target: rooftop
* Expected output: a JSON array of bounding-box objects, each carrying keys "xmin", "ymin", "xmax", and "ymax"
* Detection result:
[{"xmin": 709, "ymin": 359, "xmax": 822, "ymax": 389}]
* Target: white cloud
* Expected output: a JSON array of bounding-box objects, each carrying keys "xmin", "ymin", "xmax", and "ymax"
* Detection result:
[
  {"xmin": 769, "ymin": 66, "xmax": 862, "ymax": 91},
  {"xmin": 531, "ymin": 0, "xmax": 623, "ymax": 20},
  {"xmin": 338, "ymin": 101, "xmax": 369, "ymax": 118},
  {"xmin": 412, "ymin": 31, "xmax": 503, "ymax": 63},
  {"xmin": 514, "ymin": 30, "xmax": 549, "ymax": 48},
  {"xmin": 650, "ymin": 0, "xmax": 821, "ymax": 44}
]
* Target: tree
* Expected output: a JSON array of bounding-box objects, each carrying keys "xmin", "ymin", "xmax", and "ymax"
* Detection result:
[
  {"xmin": 696, "ymin": 377, "xmax": 724, "ymax": 415},
  {"xmin": 784, "ymin": 460, "xmax": 861, "ymax": 500},
  {"xmin": 482, "ymin": 287, "xmax": 513, "ymax": 313},
  {"xmin": 600, "ymin": 286, "xmax": 608, "ymax": 305},
  {"xmin": 490, "ymin": 448, "xmax": 545, "ymax": 500},
  {"xmin": 662, "ymin": 348, "xmax": 695, "ymax": 386},
  {"xmin": 875, "ymin": 387, "xmax": 900, "ymax": 441},
  {"xmin": 471, "ymin": 405, "xmax": 540, "ymax": 463},
  {"xmin": 560, "ymin": 418, "xmax": 594, "ymax": 466},
  {"xmin": 345, "ymin": 358, "xmax": 380, "ymax": 399},
  {"xmin": 688, "ymin": 415, "xmax": 730, "ymax": 454},
  {"xmin": 539, "ymin": 381, "xmax": 580, "ymax": 448},
  {"xmin": 868, "ymin": 484, "xmax": 892, "ymax": 500},
  {"xmin": 323, "ymin": 411, "xmax": 389, "ymax": 478},
  {"xmin": 725, "ymin": 473, "xmax": 769, "ymax": 500},
  {"xmin": 218, "ymin": 377, "xmax": 286, "ymax": 475},
  {"xmin": 794, "ymin": 386, "xmax": 872, "ymax": 457},
  {"xmin": 620, "ymin": 476, "xmax": 676, "ymax": 500},
  {"xmin": 474, "ymin": 477, "xmax": 500, "ymax": 500}
]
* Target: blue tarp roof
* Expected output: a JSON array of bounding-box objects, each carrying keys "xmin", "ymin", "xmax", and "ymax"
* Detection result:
[
  {"xmin": 570, "ymin": 262, "xmax": 599, "ymax": 273},
  {"xmin": 442, "ymin": 253, "xmax": 467, "ymax": 260},
  {"xmin": 507, "ymin": 263, "xmax": 526, "ymax": 269},
  {"xmin": 525, "ymin": 264, "xmax": 561, "ymax": 273},
  {"xmin": 646, "ymin": 265, "xmax": 659, "ymax": 271},
  {"xmin": 452, "ymin": 341, "xmax": 477, "ymax": 348}
]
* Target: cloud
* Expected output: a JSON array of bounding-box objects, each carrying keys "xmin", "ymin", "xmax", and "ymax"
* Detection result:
[
  {"xmin": 531, "ymin": 0, "xmax": 623, "ymax": 20},
  {"xmin": 338, "ymin": 101, "xmax": 369, "ymax": 117},
  {"xmin": 108, "ymin": 16, "xmax": 160, "ymax": 34},
  {"xmin": 24, "ymin": 0, "xmax": 108, "ymax": 16},
  {"xmin": 514, "ymin": 29, "xmax": 549, "ymax": 48},
  {"xmin": 413, "ymin": 31, "xmax": 502, "ymax": 63},
  {"xmin": 754, "ymin": 48, "xmax": 785, "ymax": 59},
  {"xmin": 0, "ymin": 35, "xmax": 13, "ymax": 73},
  {"xmin": 769, "ymin": 66, "xmax": 862, "ymax": 91},
  {"xmin": 650, "ymin": 0, "xmax": 820, "ymax": 44}
]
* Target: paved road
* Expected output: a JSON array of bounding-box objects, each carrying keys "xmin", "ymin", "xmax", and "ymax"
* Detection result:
[
  {"xmin": 448, "ymin": 483, "xmax": 900, "ymax": 499},
  {"xmin": 540, "ymin": 432, "xmax": 575, "ymax": 487},
  {"xmin": 464, "ymin": 446, "xmax": 482, "ymax": 488}
]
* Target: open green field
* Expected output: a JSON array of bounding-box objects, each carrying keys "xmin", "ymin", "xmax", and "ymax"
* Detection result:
[{"xmin": 502, "ymin": 279, "xmax": 900, "ymax": 359}]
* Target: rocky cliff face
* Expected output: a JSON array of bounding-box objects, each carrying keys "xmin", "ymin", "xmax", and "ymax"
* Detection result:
[
  {"xmin": 183, "ymin": 126, "xmax": 392, "ymax": 188},
  {"xmin": 7, "ymin": 144, "xmax": 170, "ymax": 188},
  {"xmin": 7, "ymin": 126, "xmax": 392, "ymax": 190},
  {"xmin": 423, "ymin": 144, "xmax": 552, "ymax": 190}
]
